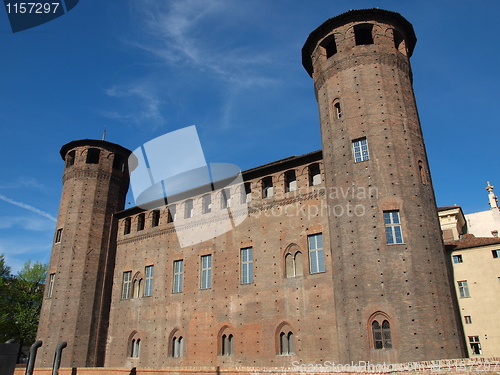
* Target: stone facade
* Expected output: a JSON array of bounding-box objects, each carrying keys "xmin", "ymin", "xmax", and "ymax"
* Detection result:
[{"xmin": 36, "ymin": 9, "xmax": 467, "ymax": 370}]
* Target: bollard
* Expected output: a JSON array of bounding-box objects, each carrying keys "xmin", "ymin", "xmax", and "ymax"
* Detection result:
[
  {"xmin": 51, "ymin": 342, "xmax": 67, "ymax": 375},
  {"xmin": 25, "ymin": 340, "xmax": 42, "ymax": 375}
]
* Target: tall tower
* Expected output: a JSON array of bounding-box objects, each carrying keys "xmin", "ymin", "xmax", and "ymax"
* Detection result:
[
  {"xmin": 36, "ymin": 140, "xmax": 131, "ymax": 368},
  {"xmin": 302, "ymin": 9, "xmax": 465, "ymax": 363}
]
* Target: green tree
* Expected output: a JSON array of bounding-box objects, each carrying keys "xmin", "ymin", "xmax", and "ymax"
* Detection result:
[{"xmin": 0, "ymin": 258, "xmax": 47, "ymax": 349}]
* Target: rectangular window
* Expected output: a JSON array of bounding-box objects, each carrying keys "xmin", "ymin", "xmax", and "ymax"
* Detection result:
[
  {"xmin": 54, "ymin": 228, "xmax": 62, "ymax": 243},
  {"xmin": 144, "ymin": 265, "xmax": 154, "ymax": 297},
  {"xmin": 241, "ymin": 247, "xmax": 253, "ymax": 284},
  {"xmin": 168, "ymin": 204, "xmax": 176, "ymax": 223},
  {"xmin": 173, "ymin": 260, "xmax": 183, "ymax": 293},
  {"xmin": 469, "ymin": 336, "xmax": 482, "ymax": 355},
  {"xmin": 452, "ymin": 254, "xmax": 463, "ymax": 264},
  {"xmin": 458, "ymin": 280, "xmax": 470, "ymax": 298},
  {"xmin": 221, "ymin": 189, "xmax": 231, "ymax": 209},
  {"xmin": 464, "ymin": 316, "xmax": 472, "ymax": 324},
  {"xmin": 201, "ymin": 255, "xmax": 212, "ymax": 289},
  {"xmin": 492, "ymin": 249, "xmax": 500, "ymax": 258},
  {"xmin": 122, "ymin": 271, "xmax": 132, "ymax": 299},
  {"xmin": 152, "ymin": 210, "xmax": 160, "ymax": 227},
  {"xmin": 384, "ymin": 211, "xmax": 403, "ymax": 244},
  {"xmin": 47, "ymin": 273, "xmax": 55, "ymax": 298},
  {"xmin": 308, "ymin": 233, "xmax": 325, "ymax": 273},
  {"xmin": 352, "ymin": 138, "xmax": 369, "ymax": 163}
]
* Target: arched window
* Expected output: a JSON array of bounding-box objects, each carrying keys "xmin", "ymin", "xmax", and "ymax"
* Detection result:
[
  {"xmin": 113, "ymin": 154, "xmax": 124, "ymax": 171},
  {"xmin": 319, "ymin": 34, "xmax": 337, "ymax": 59},
  {"xmin": 167, "ymin": 204, "xmax": 176, "ymax": 223},
  {"xmin": 221, "ymin": 334, "xmax": 234, "ymax": 356},
  {"xmin": 129, "ymin": 335, "xmax": 141, "ymax": 358},
  {"xmin": 241, "ymin": 183, "xmax": 251, "ymax": 204},
  {"xmin": 393, "ymin": 29, "xmax": 406, "ymax": 55},
  {"xmin": 285, "ymin": 170, "xmax": 297, "ymax": 193},
  {"xmin": 418, "ymin": 160, "xmax": 428, "ymax": 184},
  {"xmin": 333, "ymin": 99, "xmax": 342, "ymax": 119},
  {"xmin": 308, "ymin": 163, "xmax": 321, "ymax": 186},
  {"xmin": 124, "ymin": 217, "xmax": 131, "ymax": 235},
  {"xmin": 354, "ymin": 23, "xmax": 374, "ymax": 45},
  {"xmin": 221, "ymin": 189, "xmax": 231, "ymax": 209},
  {"xmin": 86, "ymin": 148, "xmax": 100, "ymax": 164},
  {"xmin": 152, "ymin": 210, "xmax": 160, "ymax": 227},
  {"xmin": 184, "ymin": 199, "xmax": 194, "ymax": 219},
  {"xmin": 279, "ymin": 331, "xmax": 294, "ymax": 355},
  {"xmin": 133, "ymin": 277, "xmax": 142, "ymax": 298},
  {"xmin": 137, "ymin": 213, "xmax": 145, "ymax": 231},
  {"xmin": 65, "ymin": 150, "xmax": 75, "ymax": 168},
  {"xmin": 172, "ymin": 336, "xmax": 184, "ymax": 357},
  {"xmin": 202, "ymin": 194, "xmax": 212, "ymax": 214},
  {"xmin": 371, "ymin": 318, "xmax": 392, "ymax": 349},
  {"xmin": 262, "ymin": 177, "xmax": 273, "ymax": 198},
  {"xmin": 285, "ymin": 249, "xmax": 303, "ymax": 278}
]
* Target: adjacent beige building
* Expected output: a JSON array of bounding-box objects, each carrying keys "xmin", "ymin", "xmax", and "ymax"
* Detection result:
[{"xmin": 439, "ymin": 183, "xmax": 500, "ymax": 358}]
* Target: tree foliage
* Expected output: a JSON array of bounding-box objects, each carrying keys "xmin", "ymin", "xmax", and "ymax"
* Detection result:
[{"xmin": 0, "ymin": 256, "xmax": 47, "ymax": 349}]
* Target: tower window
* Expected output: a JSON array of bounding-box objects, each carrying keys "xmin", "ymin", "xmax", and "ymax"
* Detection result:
[
  {"xmin": 137, "ymin": 213, "xmax": 145, "ymax": 231},
  {"xmin": 469, "ymin": 336, "xmax": 482, "ymax": 355},
  {"xmin": 173, "ymin": 260, "xmax": 183, "ymax": 293},
  {"xmin": 184, "ymin": 199, "xmax": 194, "ymax": 219},
  {"xmin": 320, "ymin": 34, "xmax": 337, "ymax": 59},
  {"xmin": 333, "ymin": 100, "xmax": 342, "ymax": 119},
  {"xmin": 122, "ymin": 271, "xmax": 132, "ymax": 299},
  {"xmin": 65, "ymin": 151, "xmax": 75, "ymax": 168},
  {"xmin": 452, "ymin": 254, "xmax": 463, "ymax": 264},
  {"xmin": 54, "ymin": 228, "xmax": 62, "ymax": 243},
  {"xmin": 130, "ymin": 338, "xmax": 141, "ymax": 358},
  {"xmin": 47, "ymin": 273, "xmax": 55, "ymax": 298},
  {"xmin": 201, "ymin": 254, "xmax": 212, "ymax": 289},
  {"xmin": 241, "ymin": 247, "xmax": 253, "ymax": 284},
  {"xmin": 221, "ymin": 334, "xmax": 234, "ymax": 356},
  {"xmin": 202, "ymin": 194, "xmax": 212, "ymax": 214},
  {"xmin": 393, "ymin": 29, "xmax": 406, "ymax": 55},
  {"xmin": 352, "ymin": 138, "xmax": 369, "ymax": 163},
  {"xmin": 113, "ymin": 154, "xmax": 124, "ymax": 171},
  {"xmin": 168, "ymin": 204, "xmax": 176, "ymax": 223},
  {"xmin": 221, "ymin": 189, "xmax": 231, "ymax": 209},
  {"xmin": 86, "ymin": 148, "xmax": 100, "ymax": 164},
  {"xmin": 263, "ymin": 177, "xmax": 273, "ymax": 198},
  {"xmin": 279, "ymin": 331, "xmax": 294, "ymax": 355},
  {"xmin": 285, "ymin": 170, "xmax": 297, "ymax": 193},
  {"xmin": 144, "ymin": 265, "xmax": 154, "ymax": 297},
  {"xmin": 241, "ymin": 183, "xmax": 252, "ymax": 204},
  {"xmin": 152, "ymin": 210, "xmax": 160, "ymax": 227},
  {"xmin": 458, "ymin": 280, "xmax": 470, "ymax": 298},
  {"xmin": 384, "ymin": 211, "xmax": 403, "ymax": 244},
  {"xmin": 172, "ymin": 336, "xmax": 184, "ymax": 357},
  {"xmin": 354, "ymin": 23, "xmax": 374, "ymax": 45},
  {"xmin": 285, "ymin": 250, "xmax": 303, "ymax": 278},
  {"xmin": 124, "ymin": 217, "xmax": 131, "ymax": 235},
  {"xmin": 309, "ymin": 163, "xmax": 321, "ymax": 186},
  {"xmin": 372, "ymin": 320, "xmax": 392, "ymax": 349},
  {"xmin": 308, "ymin": 233, "xmax": 325, "ymax": 274}
]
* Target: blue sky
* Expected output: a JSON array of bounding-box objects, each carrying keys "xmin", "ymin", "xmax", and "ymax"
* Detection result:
[{"xmin": 1, "ymin": 0, "xmax": 499, "ymax": 272}]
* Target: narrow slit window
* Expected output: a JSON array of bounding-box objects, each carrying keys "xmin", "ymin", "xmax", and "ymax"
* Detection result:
[
  {"xmin": 285, "ymin": 170, "xmax": 297, "ymax": 193},
  {"xmin": 309, "ymin": 164, "xmax": 321, "ymax": 186},
  {"xmin": 221, "ymin": 189, "xmax": 231, "ymax": 209},
  {"xmin": 184, "ymin": 199, "xmax": 194, "ymax": 219},
  {"xmin": 137, "ymin": 213, "xmax": 145, "ymax": 231},
  {"xmin": 55, "ymin": 228, "xmax": 63, "ymax": 243},
  {"xmin": 263, "ymin": 177, "xmax": 273, "ymax": 198},
  {"xmin": 124, "ymin": 217, "xmax": 131, "ymax": 235},
  {"xmin": 152, "ymin": 210, "xmax": 160, "ymax": 227},
  {"xmin": 202, "ymin": 194, "xmax": 212, "ymax": 214}
]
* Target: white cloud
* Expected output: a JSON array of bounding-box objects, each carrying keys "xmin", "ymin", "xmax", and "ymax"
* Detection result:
[{"xmin": 0, "ymin": 194, "xmax": 57, "ymax": 222}]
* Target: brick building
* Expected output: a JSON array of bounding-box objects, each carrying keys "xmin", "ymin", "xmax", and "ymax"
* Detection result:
[{"xmin": 35, "ymin": 9, "xmax": 467, "ymax": 369}]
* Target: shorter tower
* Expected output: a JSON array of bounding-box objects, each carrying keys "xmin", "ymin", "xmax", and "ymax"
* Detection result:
[{"xmin": 36, "ymin": 140, "xmax": 131, "ymax": 367}]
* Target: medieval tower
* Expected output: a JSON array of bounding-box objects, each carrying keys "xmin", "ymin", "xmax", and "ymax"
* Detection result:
[
  {"xmin": 36, "ymin": 140, "xmax": 131, "ymax": 367},
  {"xmin": 302, "ymin": 9, "xmax": 465, "ymax": 363}
]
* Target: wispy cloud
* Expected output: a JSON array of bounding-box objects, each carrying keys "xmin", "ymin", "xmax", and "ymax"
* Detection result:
[
  {"xmin": 104, "ymin": 82, "xmax": 165, "ymax": 130},
  {"xmin": 0, "ymin": 194, "xmax": 57, "ymax": 222}
]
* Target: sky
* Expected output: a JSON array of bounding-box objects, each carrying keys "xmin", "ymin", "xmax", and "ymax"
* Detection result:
[{"xmin": 1, "ymin": 0, "xmax": 499, "ymax": 273}]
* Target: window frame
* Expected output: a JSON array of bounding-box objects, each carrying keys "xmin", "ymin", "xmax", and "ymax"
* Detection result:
[
  {"xmin": 173, "ymin": 260, "xmax": 183, "ymax": 293},
  {"xmin": 144, "ymin": 265, "xmax": 154, "ymax": 297},
  {"xmin": 54, "ymin": 228, "xmax": 63, "ymax": 243},
  {"xmin": 458, "ymin": 280, "xmax": 470, "ymax": 298},
  {"xmin": 241, "ymin": 247, "xmax": 253, "ymax": 284},
  {"xmin": 122, "ymin": 271, "xmax": 132, "ymax": 299},
  {"xmin": 47, "ymin": 273, "xmax": 55, "ymax": 298},
  {"xmin": 452, "ymin": 254, "xmax": 463, "ymax": 264},
  {"xmin": 352, "ymin": 137, "xmax": 370, "ymax": 163},
  {"xmin": 200, "ymin": 254, "xmax": 212, "ymax": 289},
  {"xmin": 308, "ymin": 233, "xmax": 325, "ymax": 274},
  {"xmin": 384, "ymin": 211, "xmax": 404, "ymax": 244}
]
